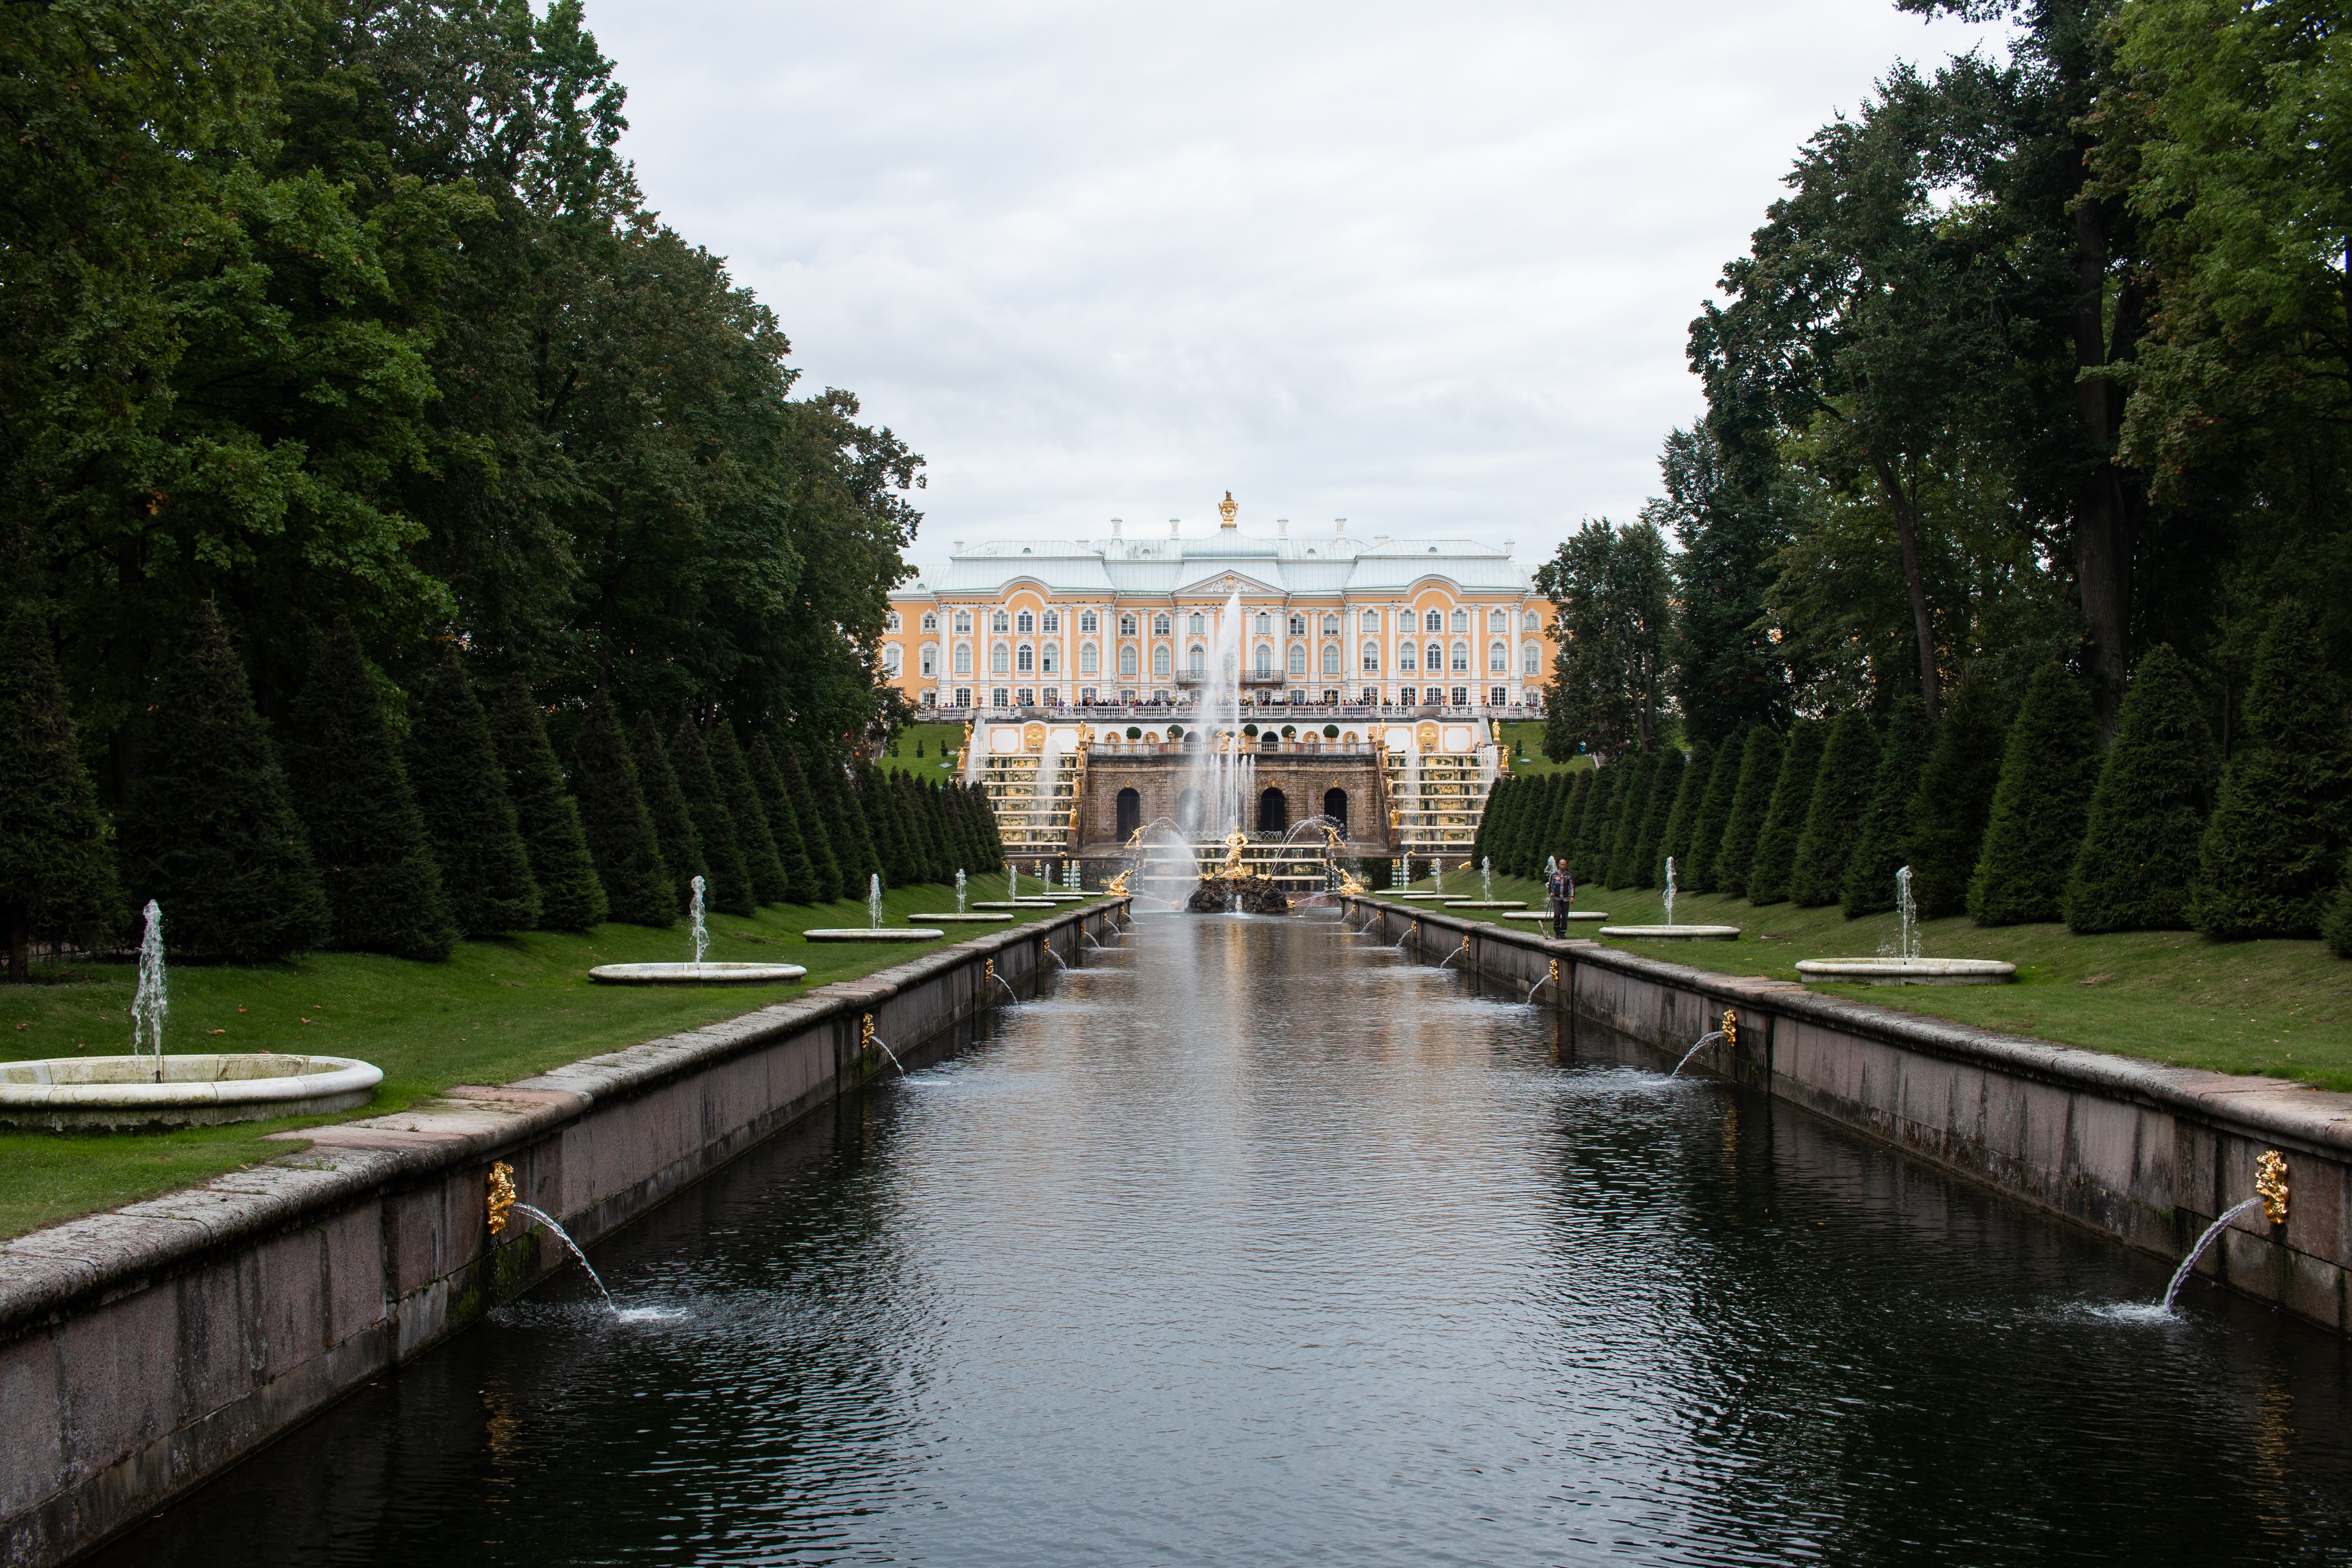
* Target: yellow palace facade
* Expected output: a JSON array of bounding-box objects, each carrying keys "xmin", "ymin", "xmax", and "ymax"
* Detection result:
[{"xmin": 882, "ymin": 498, "xmax": 1558, "ymax": 717}]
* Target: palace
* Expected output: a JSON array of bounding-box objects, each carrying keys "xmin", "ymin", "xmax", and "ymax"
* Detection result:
[{"xmin": 882, "ymin": 496, "xmax": 1556, "ymax": 717}]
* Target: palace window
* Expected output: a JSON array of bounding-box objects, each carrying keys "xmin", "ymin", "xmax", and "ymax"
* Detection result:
[
  {"xmin": 1040, "ymin": 644, "xmax": 1058, "ymax": 674},
  {"xmin": 954, "ymin": 687, "xmax": 972, "ymax": 707},
  {"xmin": 1016, "ymin": 610, "xmax": 1035, "ymax": 634},
  {"xmin": 1288, "ymin": 614, "xmax": 1305, "ymax": 636},
  {"xmin": 920, "ymin": 645, "xmax": 938, "ymax": 677},
  {"xmin": 1155, "ymin": 645, "xmax": 1173, "ymax": 676},
  {"xmin": 1451, "ymin": 641, "xmax": 1469, "ymax": 672},
  {"xmin": 1189, "ymin": 612, "xmax": 1205, "ymax": 634},
  {"xmin": 1361, "ymin": 609, "xmax": 1380, "ymax": 632},
  {"xmin": 1042, "ymin": 610, "xmax": 1059, "ymax": 633},
  {"xmin": 992, "ymin": 610, "xmax": 1010, "ymax": 633},
  {"xmin": 1017, "ymin": 645, "xmax": 1035, "ymax": 674},
  {"xmin": 1523, "ymin": 643, "xmax": 1541, "ymax": 674},
  {"xmin": 1120, "ymin": 613, "xmax": 1138, "ymax": 636},
  {"xmin": 1288, "ymin": 645, "xmax": 1307, "ymax": 676},
  {"xmin": 1188, "ymin": 645, "xmax": 1205, "ymax": 676},
  {"xmin": 1490, "ymin": 687, "xmax": 1508, "ymax": 706},
  {"xmin": 1425, "ymin": 642, "xmax": 1441, "ymax": 671},
  {"xmin": 1524, "ymin": 610, "xmax": 1541, "ymax": 631},
  {"xmin": 920, "ymin": 611, "xmax": 938, "ymax": 632},
  {"xmin": 1120, "ymin": 645, "xmax": 1138, "ymax": 676},
  {"xmin": 1079, "ymin": 643, "xmax": 1098, "ymax": 675},
  {"xmin": 954, "ymin": 610, "xmax": 973, "ymax": 634},
  {"xmin": 1488, "ymin": 641, "xmax": 1506, "ymax": 673},
  {"xmin": 991, "ymin": 643, "xmax": 1010, "ymax": 675},
  {"xmin": 1322, "ymin": 614, "xmax": 1340, "ymax": 636},
  {"xmin": 1322, "ymin": 643, "xmax": 1342, "ymax": 675},
  {"xmin": 1451, "ymin": 686, "xmax": 1468, "ymax": 706},
  {"xmin": 1398, "ymin": 644, "xmax": 1416, "ymax": 671},
  {"xmin": 992, "ymin": 687, "xmax": 1009, "ymax": 707},
  {"xmin": 1399, "ymin": 687, "xmax": 1417, "ymax": 705},
  {"xmin": 1017, "ymin": 687, "xmax": 1035, "ymax": 706},
  {"xmin": 1424, "ymin": 609, "xmax": 1443, "ymax": 632},
  {"xmin": 1255, "ymin": 612, "xmax": 1273, "ymax": 635},
  {"xmin": 1363, "ymin": 687, "xmax": 1380, "ymax": 704},
  {"xmin": 1361, "ymin": 642, "xmax": 1379, "ymax": 672},
  {"xmin": 882, "ymin": 645, "xmax": 902, "ymax": 675},
  {"xmin": 920, "ymin": 690, "xmax": 936, "ymax": 707},
  {"xmin": 1081, "ymin": 687, "xmax": 1097, "ymax": 704},
  {"xmin": 885, "ymin": 612, "xmax": 902, "ymax": 632},
  {"xmin": 1256, "ymin": 645, "xmax": 1275, "ymax": 677},
  {"xmin": 1451, "ymin": 609, "xmax": 1469, "ymax": 634},
  {"xmin": 1080, "ymin": 610, "xmax": 1097, "ymax": 633},
  {"xmin": 1042, "ymin": 687, "xmax": 1059, "ymax": 706},
  {"xmin": 954, "ymin": 644, "xmax": 972, "ymax": 675}
]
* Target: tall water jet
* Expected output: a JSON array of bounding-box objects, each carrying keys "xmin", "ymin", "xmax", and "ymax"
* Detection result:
[
  {"xmin": 1897, "ymin": 864, "xmax": 1920, "ymax": 960},
  {"xmin": 1481, "ymin": 857, "xmax": 1493, "ymax": 901},
  {"xmin": 869, "ymin": 872, "xmax": 884, "ymax": 931},
  {"xmin": 590, "ymin": 872, "xmax": 803, "ymax": 983},
  {"xmin": 956, "ymin": 869, "xmax": 968, "ymax": 915},
  {"xmin": 1183, "ymin": 592, "xmax": 1249, "ymax": 839},
  {"xmin": 131, "ymin": 900, "xmax": 167, "ymax": 1081},
  {"xmin": 1663, "ymin": 857, "xmax": 1677, "ymax": 928},
  {"xmin": 688, "ymin": 876, "xmax": 710, "ymax": 964}
]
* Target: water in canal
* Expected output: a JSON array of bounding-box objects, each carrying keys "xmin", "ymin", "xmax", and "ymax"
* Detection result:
[{"xmin": 105, "ymin": 912, "xmax": 2352, "ymax": 1565}]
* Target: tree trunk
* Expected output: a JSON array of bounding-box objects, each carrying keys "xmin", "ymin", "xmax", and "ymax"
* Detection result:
[{"xmin": 1870, "ymin": 455, "xmax": 1942, "ymax": 722}]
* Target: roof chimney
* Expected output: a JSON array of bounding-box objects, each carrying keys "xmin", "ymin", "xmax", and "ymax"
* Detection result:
[
  {"xmin": 1169, "ymin": 518, "xmax": 1180, "ymax": 537},
  {"xmin": 1335, "ymin": 518, "xmax": 1347, "ymax": 536},
  {"xmin": 953, "ymin": 540, "xmax": 964, "ymax": 554},
  {"xmin": 1503, "ymin": 538, "xmax": 1514, "ymax": 556},
  {"xmin": 1276, "ymin": 518, "xmax": 1288, "ymax": 536},
  {"xmin": 1110, "ymin": 517, "xmax": 1122, "ymax": 537}
]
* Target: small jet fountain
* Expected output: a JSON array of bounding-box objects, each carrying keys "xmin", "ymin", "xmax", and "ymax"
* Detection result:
[
  {"xmin": 803, "ymin": 872, "xmax": 947, "ymax": 942},
  {"xmin": 914, "ymin": 867, "xmax": 1014, "ymax": 925},
  {"xmin": 1600, "ymin": 853, "xmax": 1741, "ymax": 943},
  {"xmin": 2156, "ymin": 1150, "xmax": 2289, "ymax": 1312},
  {"xmin": 1795, "ymin": 864, "xmax": 2015, "ymax": 985},
  {"xmin": 592, "ymin": 876, "xmax": 808, "ymax": 982}
]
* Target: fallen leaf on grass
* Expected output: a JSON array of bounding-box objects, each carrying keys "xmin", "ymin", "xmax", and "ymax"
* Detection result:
[
  {"xmin": 207, "ymin": 1028, "xmax": 227, "ymax": 1035},
  {"xmin": 2078, "ymin": 973, "xmax": 2115, "ymax": 986}
]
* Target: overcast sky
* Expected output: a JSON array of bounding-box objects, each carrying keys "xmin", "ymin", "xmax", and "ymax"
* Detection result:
[{"xmin": 586, "ymin": 1, "xmax": 2009, "ymax": 567}]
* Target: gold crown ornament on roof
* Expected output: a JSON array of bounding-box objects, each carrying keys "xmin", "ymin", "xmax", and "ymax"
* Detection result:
[{"xmin": 1218, "ymin": 491, "xmax": 1238, "ymax": 529}]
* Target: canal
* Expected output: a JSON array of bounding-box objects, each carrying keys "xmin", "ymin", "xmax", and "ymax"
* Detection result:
[{"xmin": 101, "ymin": 911, "xmax": 2352, "ymax": 1565}]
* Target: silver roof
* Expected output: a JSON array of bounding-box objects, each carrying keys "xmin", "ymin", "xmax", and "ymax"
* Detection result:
[{"xmin": 894, "ymin": 532, "xmax": 1535, "ymax": 601}]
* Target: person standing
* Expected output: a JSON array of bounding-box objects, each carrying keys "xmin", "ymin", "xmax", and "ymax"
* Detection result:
[{"xmin": 1546, "ymin": 861, "xmax": 1575, "ymax": 937}]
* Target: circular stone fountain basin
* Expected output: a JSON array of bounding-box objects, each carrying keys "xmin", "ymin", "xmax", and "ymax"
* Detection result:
[
  {"xmin": 588, "ymin": 962, "xmax": 805, "ymax": 985},
  {"xmin": 1499, "ymin": 910, "xmax": 1608, "ymax": 922},
  {"xmin": 1598, "ymin": 925, "xmax": 1743, "ymax": 942},
  {"xmin": 1795, "ymin": 957, "xmax": 2016, "ymax": 986},
  {"xmin": 971, "ymin": 900, "xmax": 1056, "ymax": 910},
  {"xmin": 800, "ymin": 928, "xmax": 947, "ymax": 942},
  {"xmin": 1444, "ymin": 900, "xmax": 1527, "ymax": 909},
  {"xmin": 908, "ymin": 912, "xmax": 1015, "ymax": 923},
  {"xmin": 1395, "ymin": 891, "xmax": 1458, "ymax": 901},
  {"xmin": 0, "ymin": 1054, "xmax": 384, "ymax": 1132}
]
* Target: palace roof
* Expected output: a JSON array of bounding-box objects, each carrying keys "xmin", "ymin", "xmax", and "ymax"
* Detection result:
[{"xmin": 894, "ymin": 533, "xmax": 1534, "ymax": 600}]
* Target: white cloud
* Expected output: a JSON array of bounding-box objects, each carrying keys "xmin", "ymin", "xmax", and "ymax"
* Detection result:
[{"xmin": 586, "ymin": 0, "xmax": 2008, "ymax": 564}]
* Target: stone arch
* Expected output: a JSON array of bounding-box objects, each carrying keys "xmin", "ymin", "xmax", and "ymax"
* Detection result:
[
  {"xmin": 1257, "ymin": 787, "xmax": 1288, "ymax": 834},
  {"xmin": 1116, "ymin": 787, "xmax": 1142, "ymax": 841},
  {"xmin": 1323, "ymin": 788, "xmax": 1348, "ymax": 833}
]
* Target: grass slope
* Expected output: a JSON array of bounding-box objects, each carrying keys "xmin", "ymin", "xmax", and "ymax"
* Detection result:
[
  {"xmin": 1497, "ymin": 721, "xmax": 1596, "ymax": 776},
  {"xmin": 0, "ymin": 875, "xmax": 1080, "ymax": 1237},
  {"xmin": 1407, "ymin": 873, "xmax": 2352, "ymax": 1092},
  {"xmin": 875, "ymin": 723, "xmax": 970, "ymax": 777}
]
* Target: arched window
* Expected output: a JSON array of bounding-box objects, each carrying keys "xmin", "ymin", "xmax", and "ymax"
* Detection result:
[
  {"xmin": 1524, "ymin": 610, "xmax": 1541, "ymax": 631},
  {"xmin": 992, "ymin": 610, "xmax": 1010, "ymax": 633},
  {"xmin": 1321, "ymin": 643, "xmax": 1341, "ymax": 675},
  {"xmin": 882, "ymin": 645, "xmax": 902, "ymax": 675},
  {"xmin": 1257, "ymin": 787, "xmax": 1287, "ymax": 833},
  {"xmin": 1116, "ymin": 788, "xmax": 1142, "ymax": 840},
  {"xmin": 1040, "ymin": 643, "xmax": 1058, "ymax": 673},
  {"xmin": 1080, "ymin": 610, "xmax": 1097, "ymax": 633},
  {"xmin": 953, "ymin": 644, "xmax": 972, "ymax": 675},
  {"xmin": 1361, "ymin": 609, "xmax": 1380, "ymax": 632},
  {"xmin": 1254, "ymin": 645, "xmax": 1273, "ymax": 677},
  {"xmin": 1016, "ymin": 645, "xmax": 1035, "ymax": 674},
  {"xmin": 1153, "ymin": 613, "xmax": 1170, "ymax": 636},
  {"xmin": 1323, "ymin": 788, "xmax": 1348, "ymax": 832},
  {"xmin": 1120, "ymin": 645, "xmax": 1138, "ymax": 676},
  {"xmin": 1322, "ymin": 614, "xmax": 1340, "ymax": 636},
  {"xmin": 1427, "ymin": 642, "xmax": 1443, "ymax": 671},
  {"xmin": 1080, "ymin": 643, "xmax": 1098, "ymax": 675},
  {"xmin": 953, "ymin": 610, "xmax": 972, "ymax": 634},
  {"xmin": 1361, "ymin": 642, "xmax": 1379, "ymax": 672},
  {"xmin": 1189, "ymin": 612, "xmax": 1205, "ymax": 634},
  {"xmin": 1255, "ymin": 612, "xmax": 1272, "ymax": 636},
  {"xmin": 885, "ymin": 612, "xmax": 902, "ymax": 632},
  {"xmin": 1451, "ymin": 609, "xmax": 1469, "ymax": 633},
  {"xmin": 1045, "ymin": 610, "xmax": 1063, "ymax": 633},
  {"xmin": 1287, "ymin": 614, "xmax": 1305, "ymax": 636},
  {"xmin": 1155, "ymin": 645, "xmax": 1173, "ymax": 676},
  {"xmin": 1523, "ymin": 643, "xmax": 1541, "ymax": 674},
  {"xmin": 920, "ymin": 611, "xmax": 938, "ymax": 632},
  {"xmin": 1488, "ymin": 609, "xmax": 1506, "ymax": 632},
  {"xmin": 1189, "ymin": 645, "xmax": 1206, "ymax": 676},
  {"xmin": 1288, "ymin": 644, "xmax": 1307, "ymax": 675},
  {"xmin": 1424, "ymin": 609, "xmax": 1443, "ymax": 633},
  {"xmin": 920, "ymin": 645, "xmax": 938, "ymax": 676},
  {"xmin": 1451, "ymin": 641, "xmax": 1469, "ymax": 672},
  {"xmin": 1016, "ymin": 610, "xmax": 1035, "ymax": 634},
  {"xmin": 1488, "ymin": 642, "xmax": 1506, "ymax": 673},
  {"xmin": 1119, "ymin": 613, "xmax": 1137, "ymax": 636},
  {"xmin": 991, "ymin": 642, "xmax": 1010, "ymax": 674},
  {"xmin": 1399, "ymin": 644, "xmax": 1417, "ymax": 671},
  {"xmin": 992, "ymin": 687, "xmax": 1009, "ymax": 707}
]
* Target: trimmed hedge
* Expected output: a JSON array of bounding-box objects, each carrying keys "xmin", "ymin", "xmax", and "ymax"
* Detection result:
[
  {"xmin": 0, "ymin": 602, "xmax": 122, "ymax": 977},
  {"xmin": 1658, "ymin": 740, "xmax": 1711, "ymax": 890},
  {"xmin": 1632, "ymin": 748, "xmax": 1683, "ymax": 889},
  {"xmin": 1789, "ymin": 713, "xmax": 1878, "ymax": 908},
  {"xmin": 671, "ymin": 720, "xmax": 753, "ymax": 917},
  {"xmin": 488, "ymin": 675, "xmax": 607, "ymax": 932},
  {"xmin": 708, "ymin": 721, "xmax": 788, "ymax": 905},
  {"xmin": 1710, "ymin": 727, "xmax": 1781, "ymax": 900},
  {"xmin": 1745, "ymin": 720, "xmax": 1822, "ymax": 907},
  {"xmin": 1684, "ymin": 731, "xmax": 1745, "ymax": 893},
  {"xmin": 570, "ymin": 691, "xmax": 673, "ymax": 927},
  {"xmin": 1842, "ymin": 696, "xmax": 1931, "ymax": 918},
  {"xmin": 409, "ymin": 650, "xmax": 539, "ymax": 937},
  {"xmin": 2065, "ymin": 645, "xmax": 2212, "ymax": 933},
  {"xmin": 1903, "ymin": 670, "xmax": 2011, "ymax": 920},
  {"xmin": 1967, "ymin": 662, "xmax": 2099, "ymax": 926},
  {"xmin": 634, "ymin": 714, "xmax": 706, "ymax": 911}
]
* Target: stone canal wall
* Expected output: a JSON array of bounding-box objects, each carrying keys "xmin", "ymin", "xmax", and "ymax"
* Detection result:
[
  {"xmin": 0, "ymin": 902, "xmax": 1124, "ymax": 1568},
  {"xmin": 1346, "ymin": 897, "xmax": 2352, "ymax": 1340}
]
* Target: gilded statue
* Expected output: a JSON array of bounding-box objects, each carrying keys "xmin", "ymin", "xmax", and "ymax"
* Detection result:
[{"xmin": 1218, "ymin": 490, "xmax": 1238, "ymax": 528}]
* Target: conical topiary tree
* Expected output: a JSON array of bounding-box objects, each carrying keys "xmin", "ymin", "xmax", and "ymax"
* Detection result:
[
  {"xmin": 1790, "ymin": 713, "xmax": 1879, "ymax": 908},
  {"xmin": 282, "ymin": 621, "xmax": 457, "ymax": 960},
  {"xmin": 774, "ymin": 737, "xmax": 844, "ymax": 900},
  {"xmin": 408, "ymin": 648, "xmax": 539, "ymax": 937},
  {"xmin": 861, "ymin": 765, "xmax": 911, "ymax": 887},
  {"xmin": 672, "ymin": 720, "xmax": 753, "ymax": 917},
  {"xmin": 828, "ymin": 755, "xmax": 881, "ymax": 889},
  {"xmin": 117, "ymin": 602, "xmax": 329, "ymax": 962},
  {"xmin": 750, "ymin": 737, "xmax": 820, "ymax": 903},
  {"xmin": 1471, "ymin": 776, "xmax": 1508, "ymax": 867},
  {"xmin": 1746, "ymin": 720, "xmax": 1823, "ymax": 907},
  {"xmin": 1576, "ymin": 759, "xmax": 1623, "ymax": 885},
  {"xmin": 2065, "ymin": 645, "xmax": 2214, "ymax": 934},
  {"xmin": 708, "ymin": 721, "xmax": 788, "ymax": 906},
  {"xmin": 1684, "ymin": 732, "xmax": 1745, "ymax": 893},
  {"xmin": 570, "ymin": 691, "xmax": 673, "ymax": 926},
  {"xmin": 1607, "ymin": 753, "xmax": 1658, "ymax": 887},
  {"xmin": 1903, "ymin": 670, "xmax": 2012, "ymax": 920},
  {"xmin": 1710, "ymin": 727, "xmax": 1780, "ymax": 900},
  {"xmin": 488, "ymin": 676, "xmax": 607, "ymax": 932},
  {"xmin": 1843, "ymin": 696, "xmax": 1932, "ymax": 918},
  {"xmin": 0, "ymin": 603, "xmax": 123, "ymax": 979},
  {"xmin": 1554, "ymin": 769, "xmax": 1593, "ymax": 878},
  {"xmin": 1968, "ymin": 664, "xmax": 2101, "ymax": 926},
  {"xmin": 1632, "ymin": 748, "xmax": 1683, "ymax": 889},
  {"xmin": 1658, "ymin": 740, "xmax": 1711, "ymax": 889},
  {"xmin": 1497, "ymin": 775, "xmax": 1537, "ymax": 875},
  {"xmin": 634, "ymin": 714, "xmax": 706, "ymax": 912},
  {"xmin": 2191, "ymin": 603, "xmax": 2349, "ymax": 939}
]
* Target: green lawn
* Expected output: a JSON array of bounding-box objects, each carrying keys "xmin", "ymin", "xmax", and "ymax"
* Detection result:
[
  {"xmin": 1496, "ymin": 721, "xmax": 1594, "ymax": 776},
  {"xmin": 1408, "ymin": 873, "xmax": 2352, "ymax": 1092},
  {"xmin": 0, "ymin": 874, "xmax": 1081, "ymax": 1238},
  {"xmin": 875, "ymin": 721, "xmax": 969, "ymax": 776}
]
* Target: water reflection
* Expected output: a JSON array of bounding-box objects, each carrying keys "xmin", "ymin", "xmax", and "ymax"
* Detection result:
[{"xmin": 99, "ymin": 912, "xmax": 2352, "ymax": 1566}]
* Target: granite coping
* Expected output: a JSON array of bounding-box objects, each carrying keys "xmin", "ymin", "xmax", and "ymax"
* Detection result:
[
  {"xmin": 1346, "ymin": 896, "xmax": 2352, "ymax": 1159},
  {"xmin": 0, "ymin": 900, "xmax": 1123, "ymax": 1340}
]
